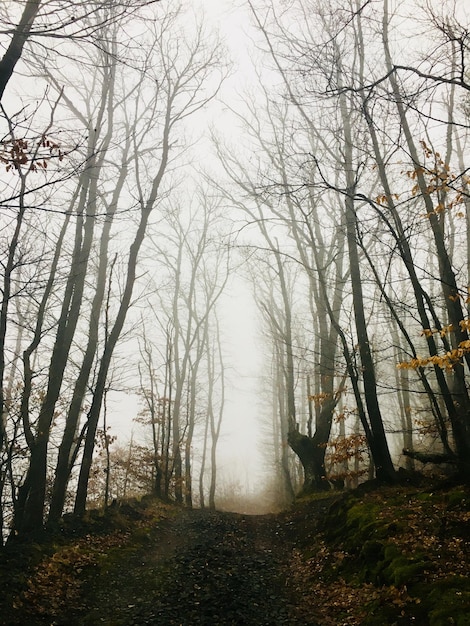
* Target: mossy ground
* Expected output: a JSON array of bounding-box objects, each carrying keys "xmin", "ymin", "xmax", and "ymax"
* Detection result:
[{"xmin": 286, "ymin": 479, "xmax": 470, "ymax": 625}]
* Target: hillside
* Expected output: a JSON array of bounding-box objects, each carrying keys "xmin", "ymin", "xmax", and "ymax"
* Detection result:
[{"xmin": 1, "ymin": 478, "xmax": 469, "ymax": 625}]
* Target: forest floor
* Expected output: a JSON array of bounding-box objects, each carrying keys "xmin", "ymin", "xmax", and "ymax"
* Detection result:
[{"xmin": 1, "ymin": 476, "xmax": 469, "ymax": 625}]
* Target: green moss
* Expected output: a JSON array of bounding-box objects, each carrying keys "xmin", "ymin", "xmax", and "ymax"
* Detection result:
[
  {"xmin": 346, "ymin": 502, "xmax": 380, "ymax": 526},
  {"xmin": 359, "ymin": 539, "xmax": 384, "ymax": 561},
  {"xmin": 295, "ymin": 490, "xmax": 339, "ymax": 504},
  {"xmin": 344, "ymin": 503, "xmax": 383, "ymax": 543},
  {"xmin": 300, "ymin": 482, "xmax": 470, "ymax": 624},
  {"xmin": 382, "ymin": 543, "xmax": 401, "ymax": 562},
  {"xmin": 412, "ymin": 577, "xmax": 470, "ymax": 626},
  {"xmin": 446, "ymin": 490, "xmax": 468, "ymax": 510},
  {"xmin": 416, "ymin": 491, "xmax": 434, "ymax": 502},
  {"xmin": 383, "ymin": 555, "xmax": 431, "ymax": 586}
]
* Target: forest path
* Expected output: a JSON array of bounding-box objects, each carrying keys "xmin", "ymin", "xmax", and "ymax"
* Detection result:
[
  {"xmin": 5, "ymin": 482, "xmax": 470, "ymax": 625},
  {"xmin": 79, "ymin": 505, "xmax": 327, "ymax": 625}
]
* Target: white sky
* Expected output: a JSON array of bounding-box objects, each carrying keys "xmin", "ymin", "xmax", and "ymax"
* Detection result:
[
  {"xmin": 107, "ymin": 0, "xmax": 270, "ymax": 498},
  {"xmin": 193, "ymin": 0, "xmax": 268, "ymax": 484}
]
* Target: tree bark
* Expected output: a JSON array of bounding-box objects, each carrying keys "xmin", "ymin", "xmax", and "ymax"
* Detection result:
[{"xmin": 0, "ymin": 0, "xmax": 41, "ymax": 100}]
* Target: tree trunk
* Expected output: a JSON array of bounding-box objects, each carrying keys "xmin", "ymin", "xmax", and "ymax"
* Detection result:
[
  {"xmin": 339, "ymin": 87, "xmax": 395, "ymax": 482},
  {"xmin": 48, "ymin": 108, "xmax": 125, "ymax": 524},
  {"xmin": 0, "ymin": 0, "xmax": 42, "ymax": 100},
  {"xmin": 287, "ymin": 430, "xmax": 329, "ymax": 492},
  {"xmin": 0, "ymin": 174, "xmax": 28, "ymax": 453},
  {"xmin": 74, "ymin": 204, "xmax": 155, "ymax": 516}
]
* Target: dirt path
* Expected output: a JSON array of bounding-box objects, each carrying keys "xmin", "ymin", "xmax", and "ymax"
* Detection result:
[
  {"xmin": 6, "ymin": 481, "xmax": 469, "ymax": 625},
  {"xmin": 79, "ymin": 508, "xmax": 321, "ymax": 626}
]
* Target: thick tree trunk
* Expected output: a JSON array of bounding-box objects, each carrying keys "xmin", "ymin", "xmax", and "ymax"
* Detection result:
[
  {"xmin": 16, "ymin": 205, "xmax": 95, "ymax": 533},
  {"xmin": 14, "ymin": 71, "xmax": 113, "ymax": 533},
  {"xmin": 345, "ymin": 194, "xmax": 395, "ymax": 482},
  {"xmin": 287, "ymin": 430, "xmax": 329, "ymax": 492},
  {"xmin": 48, "ymin": 112, "xmax": 124, "ymax": 525},
  {"xmin": 362, "ymin": 99, "xmax": 455, "ymax": 456},
  {"xmin": 288, "ymin": 394, "xmax": 341, "ymax": 493}
]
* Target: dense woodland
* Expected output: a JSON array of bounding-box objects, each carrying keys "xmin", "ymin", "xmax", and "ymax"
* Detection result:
[{"xmin": 0, "ymin": 0, "xmax": 469, "ymax": 546}]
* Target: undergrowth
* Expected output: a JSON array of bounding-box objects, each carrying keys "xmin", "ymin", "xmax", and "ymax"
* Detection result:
[{"xmin": 287, "ymin": 478, "xmax": 470, "ymax": 625}]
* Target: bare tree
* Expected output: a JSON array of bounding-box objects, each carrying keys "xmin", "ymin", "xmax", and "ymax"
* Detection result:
[{"xmin": 138, "ymin": 192, "xmax": 229, "ymax": 506}]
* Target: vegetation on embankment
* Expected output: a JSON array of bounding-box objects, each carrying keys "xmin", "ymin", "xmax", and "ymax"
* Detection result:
[
  {"xmin": 0, "ymin": 498, "xmax": 181, "ymax": 625},
  {"xmin": 286, "ymin": 476, "xmax": 470, "ymax": 625},
  {"xmin": 0, "ymin": 477, "xmax": 469, "ymax": 625}
]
